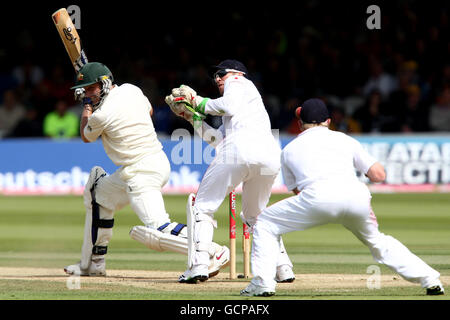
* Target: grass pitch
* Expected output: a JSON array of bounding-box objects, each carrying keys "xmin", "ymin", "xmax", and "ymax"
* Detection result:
[{"xmin": 0, "ymin": 193, "xmax": 449, "ymax": 301}]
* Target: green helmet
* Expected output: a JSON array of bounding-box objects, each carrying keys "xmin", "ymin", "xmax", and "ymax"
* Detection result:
[{"xmin": 71, "ymin": 62, "xmax": 114, "ymax": 89}]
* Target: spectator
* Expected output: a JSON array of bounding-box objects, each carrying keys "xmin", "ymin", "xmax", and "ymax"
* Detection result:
[
  {"xmin": 363, "ymin": 57, "xmax": 397, "ymax": 101},
  {"xmin": 429, "ymin": 86, "xmax": 450, "ymax": 131},
  {"xmin": 390, "ymin": 61, "xmax": 419, "ymax": 106},
  {"xmin": 3, "ymin": 3, "xmax": 450, "ymax": 136},
  {"xmin": 7, "ymin": 106, "xmax": 42, "ymax": 138},
  {"xmin": 353, "ymin": 90, "xmax": 396, "ymax": 133},
  {"xmin": 0, "ymin": 89, "xmax": 26, "ymax": 138},
  {"xmin": 43, "ymin": 100, "xmax": 79, "ymax": 139},
  {"xmin": 399, "ymin": 85, "xmax": 430, "ymax": 132},
  {"xmin": 11, "ymin": 58, "xmax": 44, "ymax": 104},
  {"xmin": 12, "ymin": 59, "xmax": 44, "ymax": 86},
  {"xmin": 34, "ymin": 65, "xmax": 73, "ymax": 118},
  {"xmin": 329, "ymin": 106, "xmax": 361, "ymax": 134}
]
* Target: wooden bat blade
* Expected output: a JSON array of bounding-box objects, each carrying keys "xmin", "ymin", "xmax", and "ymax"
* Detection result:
[{"xmin": 52, "ymin": 8, "xmax": 87, "ymax": 71}]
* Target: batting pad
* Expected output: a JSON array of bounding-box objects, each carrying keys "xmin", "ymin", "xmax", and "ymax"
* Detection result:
[{"xmin": 129, "ymin": 226, "xmax": 188, "ymax": 255}]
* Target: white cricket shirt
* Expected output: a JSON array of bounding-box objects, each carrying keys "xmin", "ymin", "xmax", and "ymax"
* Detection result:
[
  {"xmin": 204, "ymin": 76, "xmax": 280, "ymax": 162},
  {"xmin": 281, "ymin": 127, "xmax": 377, "ymax": 192},
  {"xmin": 84, "ymin": 83, "xmax": 162, "ymax": 166}
]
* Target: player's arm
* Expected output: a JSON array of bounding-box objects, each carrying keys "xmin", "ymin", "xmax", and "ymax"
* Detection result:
[
  {"xmin": 281, "ymin": 150, "xmax": 299, "ymax": 195},
  {"xmin": 366, "ymin": 162, "xmax": 386, "ymax": 183},
  {"xmin": 169, "ymin": 80, "xmax": 243, "ymax": 117},
  {"xmin": 142, "ymin": 94, "xmax": 153, "ymax": 117},
  {"xmin": 80, "ymin": 102, "xmax": 104, "ymax": 143},
  {"xmin": 80, "ymin": 103, "xmax": 93, "ymax": 143},
  {"xmin": 204, "ymin": 79, "xmax": 244, "ymax": 116},
  {"xmin": 194, "ymin": 122, "xmax": 224, "ymax": 147},
  {"xmin": 165, "ymin": 93, "xmax": 223, "ymax": 145},
  {"xmin": 352, "ymin": 138, "xmax": 385, "ymax": 183}
]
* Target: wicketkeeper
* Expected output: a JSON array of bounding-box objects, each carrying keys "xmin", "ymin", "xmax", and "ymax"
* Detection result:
[
  {"xmin": 165, "ymin": 59, "xmax": 295, "ymax": 283},
  {"xmin": 64, "ymin": 62, "xmax": 229, "ymax": 277}
]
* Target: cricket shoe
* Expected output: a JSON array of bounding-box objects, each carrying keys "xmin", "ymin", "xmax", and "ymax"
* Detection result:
[
  {"xmin": 426, "ymin": 285, "xmax": 445, "ymax": 295},
  {"xmin": 178, "ymin": 265, "xmax": 209, "ymax": 284},
  {"xmin": 208, "ymin": 245, "xmax": 230, "ymax": 278},
  {"xmin": 240, "ymin": 283, "xmax": 275, "ymax": 297},
  {"xmin": 275, "ymin": 264, "xmax": 295, "ymax": 283},
  {"xmin": 64, "ymin": 258, "xmax": 106, "ymax": 276}
]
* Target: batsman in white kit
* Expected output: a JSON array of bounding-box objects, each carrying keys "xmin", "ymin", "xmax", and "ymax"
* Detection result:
[
  {"xmin": 241, "ymin": 98, "xmax": 445, "ymax": 296},
  {"xmin": 63, "ymin": 62, "xmax": 229, "ymax": 277},
  {"xmin": 165, "ymin": 60, "xmax": 295, "ymax": 283}
]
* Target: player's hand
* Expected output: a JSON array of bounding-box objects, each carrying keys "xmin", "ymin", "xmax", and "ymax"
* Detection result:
[
  {"xmin": 171, "ymin": 85, "xmax": 209, "ymax": 114},
  {"xmin": 165, "ymin": 94, "xmax": 205, "ymax": 128},
  {"xmin": 165, "ymin": 94, "xmax": 188, "ymax": 117}
]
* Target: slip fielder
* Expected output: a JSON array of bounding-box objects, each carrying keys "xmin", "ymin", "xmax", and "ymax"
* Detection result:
[{"xmin": 241, "ymin": 98, "xmax": 444, "ymax": 296}]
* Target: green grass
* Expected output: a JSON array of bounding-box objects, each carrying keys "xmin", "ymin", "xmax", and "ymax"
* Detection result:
[{"xmin": 0, "ymin": 193, "xmax": 449, "ymax": 300}]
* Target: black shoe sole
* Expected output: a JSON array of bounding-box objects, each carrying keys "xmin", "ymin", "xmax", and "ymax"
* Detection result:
[
  {"xmin": 179, "ymin": 278, "xmax": 198, "ymax": 284},
  {"xmin": 241, "ymin": 291, "xmax": 275, "ymax": 297},
  {"xmin": 276, "ymin": 278, "xmax": 295, "ymax": 283},
  {"xmin": 426, "ymin": 286, "xmax": 444, "ymax": 295},
  {"xmin": 196, "ymin": 275, "xmax": 209, "ymax": 282},
  {"xmin": 179, "ymin": 275, "xmax": 209, "ymax": 284},
  {"xmin": 426, "ymin": 290, "xmax": 444, "ymax": 295},
  {"xmin": 257, "ymin": 292, "xmax": 275, "ymax": 297}
]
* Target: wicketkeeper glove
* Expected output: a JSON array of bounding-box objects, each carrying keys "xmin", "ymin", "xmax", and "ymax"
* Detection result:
[
  {"xmin": 171, "ymin": 85, "xmax": 210, "ymax": 115},
  {"xmin": 165, "ymin": 93, "xmax": 205, "ymax": 129},
  {"xmin": 165, "ymin": 94, "xmax": 187, "ymax": 117}
]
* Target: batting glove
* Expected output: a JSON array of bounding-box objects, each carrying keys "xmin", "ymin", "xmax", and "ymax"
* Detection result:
[{"xmin": 74, "ymin": 88, "xmax": 86, "ymax": 102}]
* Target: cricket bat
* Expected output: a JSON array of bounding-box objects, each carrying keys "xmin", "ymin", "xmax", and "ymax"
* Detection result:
[{"xmin": 52, "ymin": 8, "xmax": 88, "ymax": 72}]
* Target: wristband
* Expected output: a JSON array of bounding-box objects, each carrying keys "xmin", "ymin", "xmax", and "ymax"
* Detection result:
[
  {"xmin": 196, "ymin": 98, "xmax": 209, "ymax": 114},
  {"xmin": 83, "ymin": 97, "xmax": 93, "ymax": 105}
]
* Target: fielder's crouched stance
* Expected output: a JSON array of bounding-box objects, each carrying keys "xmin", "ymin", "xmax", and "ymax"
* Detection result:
[
  {"xmin": 64, "ymin": 62, "xmax": 229, "ymax": 277},
  {"xmin": 241, "ymin": 99, "xmax": 444, "ymax": 296}
]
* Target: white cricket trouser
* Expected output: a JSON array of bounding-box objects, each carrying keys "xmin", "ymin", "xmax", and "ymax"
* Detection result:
[
  {"xmin": 251, "ymin": 179, "xmax": 441, "ymax": 291},
  {"xmin": 93, "ymin": 150, "xmax": 171, "ymax": 228},
  {"xmin": 191, "ymin": 146, "xmax": 292, "ymax": 268},
  {"xmin": 80, "ymin": 150, "xmax": 172, "ymax": 268}
]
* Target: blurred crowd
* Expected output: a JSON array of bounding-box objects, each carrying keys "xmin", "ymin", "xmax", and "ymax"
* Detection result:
[{"xmin": 0, "ymin": 1, "xmax": 449, "ymax": 139}]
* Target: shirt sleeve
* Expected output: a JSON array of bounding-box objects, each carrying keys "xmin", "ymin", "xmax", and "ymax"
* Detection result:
[
  {"xmin": 83, "ymin": 111, "xmax": 105, "ymax": 142},
  {"xmin": 194, "ymin": 121, "xmax": 224, "ymax": 147},
  {"xmin": 143, "ymin": 94, "xmax": 152, "ymax": 113},
  {"xmin": 204, "ymin": 77, "xmax": 245, "ymax": 116},
  {"xmin": 281, "ymin": 150, "xmax": 297, "ymax": 191},
  {"xmin": 352, "ymin": 138, "xmax": 377, "ymax": 174},
  {"xmin": 217, "ymin": 123, "xmax": 225, "ymax": 137}
]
